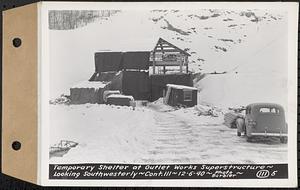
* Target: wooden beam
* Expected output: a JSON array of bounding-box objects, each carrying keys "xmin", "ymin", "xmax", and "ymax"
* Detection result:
[
  {"xmin": 185, "ymin": 56, "xmax": 189, "ymax": 73},
  {"xmin": 159, "ymin": 43, "xmax": 164, "ymax": 54},
  {"xmin": 154, "ymin": 49, "xmax": 183, "ymax": 53},
  {"xmin": 155, "ymin": 47, "xmax": 180, "ymax": 51},
  {"xmin": 153, "ymin": 38, "xmax": 161, "ymax": 52},
  {"xmin": 180, "ymin": 60, "xmax": 183, "ymax": 73},
  {"xmin": 152, "ymin": 53, "xmax": 155, "ymax": 74},
  {"xmin": 184, "ymin": 56, "xmax": 189, "ymax": 73},
  {"xmin": 153, "ymin": 38, "xmax": 191, "ymax": 56},
  {"xmin": 153, "ymin": 61, "xmax": 181, "ymax": 66},
  {"xmin": 160, "ymin": 44, "xmax": 173, "ymax": 48},
  {"xmin": 159, "ymin": 38, "xmax": 191, "ymax": 56}
]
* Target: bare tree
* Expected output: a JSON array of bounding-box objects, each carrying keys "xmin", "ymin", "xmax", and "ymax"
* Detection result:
[{"xmin": 48, "ymin": 10, "xmax": 121, "ymax": 30}]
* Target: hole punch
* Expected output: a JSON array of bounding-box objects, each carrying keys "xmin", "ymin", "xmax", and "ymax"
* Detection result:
[
  {"xmin": 12, "ymin": 38, "xmax": 22, "ymax": 48},
  {"xmin": 12, "ymin": 141, "xmax": 21, "ymax": 151}
]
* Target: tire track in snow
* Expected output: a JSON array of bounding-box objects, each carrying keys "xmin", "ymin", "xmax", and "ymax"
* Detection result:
[
  {"xmin": 142, "ymin": 109, "xmax": 197, "ymax": 163},
  {"xmin": 141, "ymin": 104, "xmax": 287, "ymax": 164},
  {"xmin": 142, "ymin": 104, "xmax": 232, "ymax": 163}
]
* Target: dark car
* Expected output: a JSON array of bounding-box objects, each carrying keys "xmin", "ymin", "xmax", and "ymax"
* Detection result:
[{"xmin": 236, "ymin": 103, "xmax": 287, "ymax": 143}]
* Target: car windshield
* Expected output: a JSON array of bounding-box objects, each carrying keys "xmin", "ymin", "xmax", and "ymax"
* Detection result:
[{"xmin": 259, "ymin": 107, "xmax": 280, "ymax": 114}]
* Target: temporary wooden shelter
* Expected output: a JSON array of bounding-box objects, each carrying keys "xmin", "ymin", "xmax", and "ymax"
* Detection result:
[
  {"xmin": 94, "ymin": 51, "xmax": 150, "ymax": 73},
  {"xmin": 71, "ymin": 38, "xmax": 193, "ymax": 104},
  {"xmin": 148, "ymin": 38, "xmax": 193, "ymax": 101},
  {"xmin": 149, "ymin": 73, "xmax": 193, "ymax": 101},
  {"xmin": 90, "ymin": 52, "xmax": 150, "ymax": 100},
  {"xmin": 164, "ymin": 84, "xmax": 198, "ymax": 107},
  {"xmin": 70, "ymin": 81, "xmax": 110, "ymax": 104}
]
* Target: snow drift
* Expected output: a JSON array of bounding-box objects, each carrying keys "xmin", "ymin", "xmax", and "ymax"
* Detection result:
[{"xmin": 196, "ymin": 17, "xmax": 288, "ymax": 110}]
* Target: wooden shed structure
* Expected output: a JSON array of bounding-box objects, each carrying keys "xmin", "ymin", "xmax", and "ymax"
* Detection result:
[
  {"xmin": 149, "ymin": 73, "xmax": 193, "ymax": 101},
  {"xmin": 70, "ymin": 81, "xmax": 110, "ymax": 104},
  {"xmin": 93, "ymin": 51, "xmax": 150, "ymax": 73},
  {"xmin": 148, "ymin": 38, "xmax": 193, "ymax": 101},
  {"xmin": 70, "ymin": 38, "xmax": 193, "ymax": 104},
  {"xmin": 90, "ymin": 51, "xmax": 150, "ymax": 100},
  {"xmin": 150, "ymin": 38, "xmax": 191, "ymax": 75},
  {"xmin": 164, "ymin": 84, "xmax": 198, "ymax": 107}
]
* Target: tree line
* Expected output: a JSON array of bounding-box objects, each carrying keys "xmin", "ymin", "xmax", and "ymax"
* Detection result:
[{"xmin": 49, "ymin": 10, "xmax": 120, "ymax": 30}]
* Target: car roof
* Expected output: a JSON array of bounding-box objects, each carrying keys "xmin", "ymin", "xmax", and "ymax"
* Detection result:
[{"xmin": 247, "ymin": 103, "xmax": 284, "ymax": 109}]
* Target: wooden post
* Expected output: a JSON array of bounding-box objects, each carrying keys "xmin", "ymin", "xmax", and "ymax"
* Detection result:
[
  {"xmin": 159, "ymin": 42, "xmax": 165, "ymax": 74},
  {"xmin": 185, "ymin": 56, "xmax": 189, "ymax": 73},
  {"xmin": 152, "ymin": 52, "xmax": 156, "ymax": 74},
  {"xmin": 186, "ymin": 64, "xmax": 189, "ymax": 73},
  {"xmin": 179, "ymin": 56, "xmax": 183, "ymax": 73}
]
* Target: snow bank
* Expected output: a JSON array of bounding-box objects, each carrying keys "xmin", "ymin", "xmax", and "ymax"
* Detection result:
[
  {"xmin": 171, "ymin": 104, "xmax": 224, "ymax": 126},
  {"xmin": 50, "ymin": 104, "xmax": 156, "ymax": 164},
  {"xmin": 148, "ymin": 98, "xmax": 176, "ymax": 112},
  {"xmin": 197, "ymin": 73, "xmax": 287, "ymax": 109},
  {"xmin": 196, "ymin": 17, "xmax": 288, "ymax": 111}
]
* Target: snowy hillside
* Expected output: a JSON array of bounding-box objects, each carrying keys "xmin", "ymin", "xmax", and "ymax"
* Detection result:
[
  {"xmin": 49, "ymin": 9, "xmax": 287, "ymax": 109},
  {"xmin": 148, "ymin": 9, "xmax": 285, "ymax": 72},
  {"xmin": 194, "ymin": 11, "xmax": 288, "ymax": 109}
]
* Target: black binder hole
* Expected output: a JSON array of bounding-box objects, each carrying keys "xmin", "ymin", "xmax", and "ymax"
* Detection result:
[
  {"xmin": 12, "ymin": 141, "xmax": 21, "ymax": 151},
  {"xmin": 12, "ymin": 38, "xmax": 22, "ymax": 48}
]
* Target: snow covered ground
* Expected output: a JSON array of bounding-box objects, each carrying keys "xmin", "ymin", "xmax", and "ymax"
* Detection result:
[
  {"xmin": 50, "ymin": 102, "xmax": 287, "ymax": 164},
  {"xmin": 50, "ymin": 104, "xmax": 155, "ymax": 164},
  {"xmin": 48, "ymin": 8, "xmax": 288, "ymax": 165}
]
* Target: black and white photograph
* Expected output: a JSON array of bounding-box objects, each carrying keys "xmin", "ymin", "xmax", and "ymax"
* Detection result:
[{"xmin": 39, "ymin": 2, "xmax": 298, "ymax": 187}]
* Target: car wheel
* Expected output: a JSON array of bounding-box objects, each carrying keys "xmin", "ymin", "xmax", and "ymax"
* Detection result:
[
  {"xmin": 280, "ymin": 137, "xmax": 287, "ymax": 144},
  {"xmin": 237, "ymin": 131, "xmax": 241, "ymax": 136}
]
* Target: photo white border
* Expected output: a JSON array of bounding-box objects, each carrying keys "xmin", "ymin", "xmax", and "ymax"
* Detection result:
[{"xmin": 39, "ymin": 1, "xmax": 298, "ymax": 187}]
